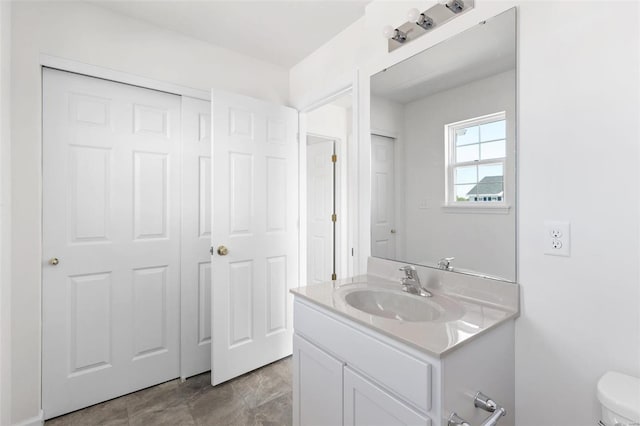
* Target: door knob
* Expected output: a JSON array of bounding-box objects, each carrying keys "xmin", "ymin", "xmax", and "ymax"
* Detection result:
[
  {"xmin": 217, "ymin": 246, "xmax": 228, "ymax": 256},
  {"xmin": 49, "ymin": 257, "xmax": 59, "ymax": 266}
]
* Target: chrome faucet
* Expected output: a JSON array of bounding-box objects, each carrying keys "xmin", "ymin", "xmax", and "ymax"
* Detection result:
[
  {"xmin": 438, "ymin": 257, "xmax": 455, "ymax": 271},
  {"xmin": 398, "ymin": 265, "xmax": 432, "ymax": 297}
]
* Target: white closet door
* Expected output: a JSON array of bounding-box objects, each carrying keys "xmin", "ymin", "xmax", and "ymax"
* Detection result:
[
  {"xmin": 211, "ymin": 90, "xmax": 298, "ymax": 385},
  {"xmin": 180, "ymin": 96, "xmax": 212, "ymax": 379},
  {"xmin": 42, "ymin": 68, "xmax": 181, "ymax": 419},
  {"xmin": 306, "ymin": 137, "xmax": 334, "ymax": 284},
  {"xmin": 371, "ymin": 134, "xmax": 397, "ymax": 259}
]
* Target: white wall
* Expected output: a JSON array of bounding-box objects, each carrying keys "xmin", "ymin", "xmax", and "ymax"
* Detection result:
[
  {"xmin": 370, "ymin": 96, "xmax": 403, "ymax": 136},
  {"xmin": 401, "ymin": 70, "xmax": 516, "ymax": 279},
  {"xmin": 9, "ymin": 2, "xmax": 290, "ymax": 423},
  {"xmin": 0, "ymin": 2, "xmax": 12, "ymax": 425},
  {"xmin": 291, "ymin": 1, "xmax": 640, "ymax": 424}
]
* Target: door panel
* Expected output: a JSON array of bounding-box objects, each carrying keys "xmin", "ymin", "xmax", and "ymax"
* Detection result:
[
  {"xmin": 306, "ymin": 138, "xmax": 334, "ymax": 284},
  {"xmin": 211, "ymin": 90, "xmax": 298, "ymax": 385},
  {"xmin": 371, "ymin": 134, "xmax": 396, "ymax": 259},
  {"xmin": 42, "ymin": 68, "xmax": 181, "ymax": 418},
  {"xmin": 180, "ymin": 96, "xmax": 213, "ymax": 378}
]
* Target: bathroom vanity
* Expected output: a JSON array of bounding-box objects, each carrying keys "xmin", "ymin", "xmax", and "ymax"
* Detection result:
[{"xmin": 291, "ymin": 259, "xmax": 518, "ymax": 426}]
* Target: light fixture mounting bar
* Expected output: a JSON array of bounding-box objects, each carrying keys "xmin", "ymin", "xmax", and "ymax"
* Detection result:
[{"xmin": 387, "ymin": 0, "xmax": 475, "ymax": 52}]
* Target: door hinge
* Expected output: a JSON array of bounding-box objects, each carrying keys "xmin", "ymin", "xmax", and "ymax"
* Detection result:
[
  {"xmin": 331, "ymin": 154, "xmax": 337, "ymax": 163},
  {"xmin": 331, "ymin": 273, "xmax": 337, "ymax": 281},
  {"xmin": 331, "ymin": 213, "xmax": 337, "ymax": 222}
]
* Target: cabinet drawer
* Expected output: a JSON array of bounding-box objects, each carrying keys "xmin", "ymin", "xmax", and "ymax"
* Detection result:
[{"xmin": 294, "ymin": 300, "xmax": 432, "ymax": 413}]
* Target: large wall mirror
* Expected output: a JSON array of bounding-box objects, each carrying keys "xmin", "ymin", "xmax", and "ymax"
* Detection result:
[{"xmin": 370, "ymin": 8, "xmax": 516, "ymax": 281}]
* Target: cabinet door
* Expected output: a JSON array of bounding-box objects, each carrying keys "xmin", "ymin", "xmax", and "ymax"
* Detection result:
[
  {"xmin": 293, "ymin": 334, "xmax": 344, "ymax": 426},
  {"xmin": 344, "ymin": 367, "xmax": 431, "ymax": 426}
]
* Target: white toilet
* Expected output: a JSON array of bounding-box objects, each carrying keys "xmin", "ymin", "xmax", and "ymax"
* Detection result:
[{"xmin": 597, "ymin": 371, "xmax": 640, "ymax": 426}]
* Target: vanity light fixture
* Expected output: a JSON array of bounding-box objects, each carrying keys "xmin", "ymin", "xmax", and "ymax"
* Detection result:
[
  {"xmin": 382, "ymin": 0, "xmax": 476, "ymax": 52},
  {"xmin": 438, "ymin": 0, "xmax": 466, "ymax": 14},
  {"xmin": 382, "ymin": 0, "xmax": 474, "ymax": 52},
  {"xmin": 382, "ymin": 25, "xmax": 407, "ymax": 43},
  {"xmin": 407, "ymin": 8, "xmax": 435, "ymax": 31}
]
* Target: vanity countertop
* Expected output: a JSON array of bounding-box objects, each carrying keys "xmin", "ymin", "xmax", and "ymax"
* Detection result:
[{"xmin": 291, "ymin": 272, "xmax": 519, "ymax": 358}]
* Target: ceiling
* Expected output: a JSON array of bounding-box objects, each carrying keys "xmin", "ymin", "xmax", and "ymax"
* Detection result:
[
  {"xmin": 371, "ymin": 9, "xmax": 516, "ymax": 104},
  {"xmin": 90, "ymin": 0, "xmax": 370, "ymax": 68}
]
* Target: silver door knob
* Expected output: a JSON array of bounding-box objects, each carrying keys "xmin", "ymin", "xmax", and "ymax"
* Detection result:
[
  {"xmin": 49, "ymin": 257, "xmax": 59, "ymax": 266},
  {"xmin": 217, "ymin": 246, "xmax": 228, "ymax": 256}
]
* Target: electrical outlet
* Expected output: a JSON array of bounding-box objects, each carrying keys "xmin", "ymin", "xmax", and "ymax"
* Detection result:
[{"xmin": 544, "ymin": 221, "xmax": 570, "ymax": 256}]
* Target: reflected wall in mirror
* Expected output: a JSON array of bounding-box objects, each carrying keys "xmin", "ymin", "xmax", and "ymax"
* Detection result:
[{"xmin": 370, "ymin": 8, "xmax": 516, "ymax": 281}]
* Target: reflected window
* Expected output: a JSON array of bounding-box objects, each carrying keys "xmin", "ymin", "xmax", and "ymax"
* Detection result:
[{"xmin": 446, "ymin": 112, "xmax": 507, "ymax": 204}]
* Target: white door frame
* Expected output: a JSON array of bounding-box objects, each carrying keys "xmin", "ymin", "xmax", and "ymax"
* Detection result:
[
  {"xmin": 298, "ymin": 74, "xmax": 360, "ymax": 288},
  {"xmin": 38, "ymin": 55, "xmax": 211, "ymax": 410}
]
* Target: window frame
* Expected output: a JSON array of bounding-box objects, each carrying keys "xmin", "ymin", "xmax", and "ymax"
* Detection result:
[{"xmin": 444, "ymin": 111, "xmax": 510, "ymax": 212}]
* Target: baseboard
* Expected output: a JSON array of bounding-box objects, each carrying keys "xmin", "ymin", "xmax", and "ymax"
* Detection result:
[{"xmin": 12, "ymin": 410, "xmax": 44, "ymax": 426}]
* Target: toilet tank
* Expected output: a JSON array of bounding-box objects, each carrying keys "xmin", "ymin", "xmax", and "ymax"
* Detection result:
[{"xmin": 597, "ymin": 371, "xmax": 640, "ymax": 426}]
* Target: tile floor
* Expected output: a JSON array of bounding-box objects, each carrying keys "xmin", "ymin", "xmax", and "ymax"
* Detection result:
[{"xmin": 45, "ymin": 357, "xmax": 293, "ymax": 426}]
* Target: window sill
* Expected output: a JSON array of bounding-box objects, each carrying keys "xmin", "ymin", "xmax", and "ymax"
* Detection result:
[{"xmin": 442, "ymin": 204, "xmax": 511, "ymax": 214}]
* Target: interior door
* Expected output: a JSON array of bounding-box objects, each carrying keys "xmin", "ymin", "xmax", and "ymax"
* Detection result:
[
  {"xmin": 180, "ymin": 96, "xmax": 212, "ymax": 379},
  {"xmin": 42, "ymin": 68, "xmax": 181, "ymax": 418},
  {"xmin": 371, "ymin": 134, "xmax": 396, "ymax": 259},
  {"xmin": 211, "ymin": 90, "xmax": 298, "ymax": 385},
  {"xmin": 306, "ymin": 136, "xmax": 335, "ymax": 284}
]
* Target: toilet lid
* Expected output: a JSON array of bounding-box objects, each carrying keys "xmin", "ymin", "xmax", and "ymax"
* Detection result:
[{"xmin": 597, "ymin": 371, "xmax": 640, "ymax": 422}]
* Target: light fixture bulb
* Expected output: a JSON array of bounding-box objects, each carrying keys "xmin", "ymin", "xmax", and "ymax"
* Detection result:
[
  {"xmin": 382, "ymin": 25, "xmax": 395, "ymax": 39},
  {"xmin": 407, "ymin": 8, "xmax": 421, "ymax": 22}
]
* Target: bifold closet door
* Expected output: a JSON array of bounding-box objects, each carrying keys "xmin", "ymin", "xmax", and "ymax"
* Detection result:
[
  {"xmin": 180, "ymin": 96, "xmax": 213, "ymax": 378},
  {"xmin": 42, "ymin": 68, "xmax": 181, "ymax": 419}
]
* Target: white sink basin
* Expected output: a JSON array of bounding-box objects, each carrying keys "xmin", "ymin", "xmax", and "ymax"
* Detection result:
[{"xmin": 343, "ymin": 288, "xmax": 464, "ymax": 322}]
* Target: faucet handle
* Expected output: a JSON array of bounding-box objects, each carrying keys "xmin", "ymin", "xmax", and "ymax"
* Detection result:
[
  {"xmin": 438, "ymin": 257, "xmax": 455, "ymax": 271},
  {"xmin": 398, "ymin": 265, "xmax": 417, "ymax": 279}
]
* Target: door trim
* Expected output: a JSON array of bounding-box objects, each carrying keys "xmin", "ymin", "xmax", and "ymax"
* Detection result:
[
  {"xmin": 40, "ymin": 54, "xmax": 210, "ymax": 101},
  {"xmin": 298, "ymin": 74, "xmax": 360, "ymax": 287}
]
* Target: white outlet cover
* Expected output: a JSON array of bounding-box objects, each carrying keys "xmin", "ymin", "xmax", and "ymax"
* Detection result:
[{"xmin": 544, "ymin": 221, "xmax": 571, "ymax": 256}]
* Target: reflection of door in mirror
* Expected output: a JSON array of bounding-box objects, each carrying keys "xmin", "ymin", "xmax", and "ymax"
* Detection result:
[
  {"xmin": 371, "ymin": 134, "xmax": 396, "ymax": 259},
  {"xmin": 307, "ymin": 135, "xmax": 336, "ymax": 284}
]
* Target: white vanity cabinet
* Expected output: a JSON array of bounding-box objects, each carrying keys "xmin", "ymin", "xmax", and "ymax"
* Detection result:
[{"xmin": 292, "ymin": 297, "xmax": 516, "ymax": 426}]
